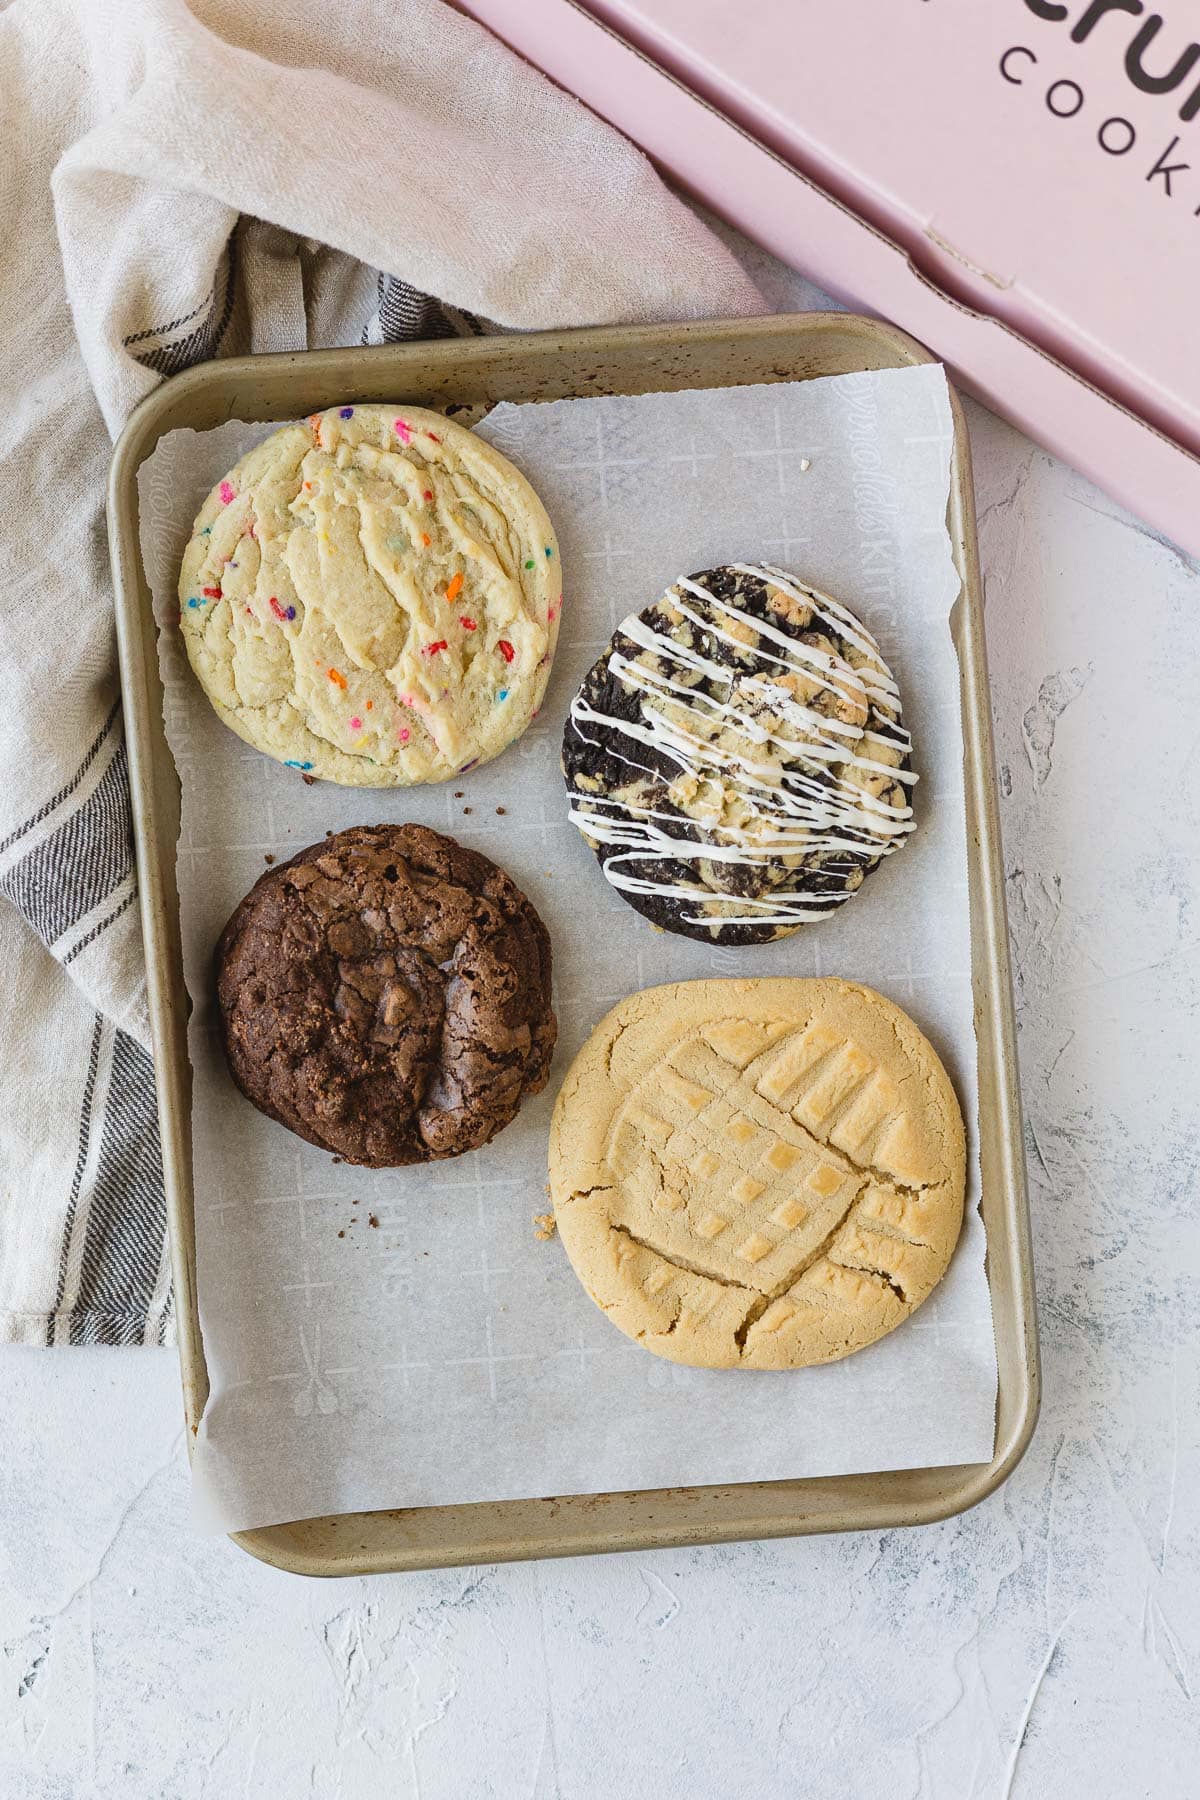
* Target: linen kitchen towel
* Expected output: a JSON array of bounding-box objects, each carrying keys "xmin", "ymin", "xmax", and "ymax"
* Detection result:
[{"xmin": 0, "ymin": 0, "xmax": 762, "ymax": 1345}]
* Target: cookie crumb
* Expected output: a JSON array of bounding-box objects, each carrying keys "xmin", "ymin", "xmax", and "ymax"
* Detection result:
[
  {"xmin": 463, "ymin": 806, "xmax": 472, "ymax": 815},
  {"xmin": 368, "ymin": 1213, "xmax": 379, "ymax": 1229},
  {"xmin": 332, "ymin": 1156, "xmax": 344, "ymax": 1165},
  {"xmin": 533, "ymin": 1211, "xmax": 557, "ymax": 1241},
  {"xmin": 264, "ymin": 853, "xmax": 276, "ymax": 864},
  {"xmin": 799, "ymin": 457, "xmax": 812, "ymax": 472},
  {"xmin": 453, "ymin": 790, "xmax": 464, "ymax": 798},
  {"xmin": 337, "ymin": 1229, "xmax": 345, "ymax": 1239},
  {"xmin": 301, "ymin": 773, "xmax": 317, "ymax": 785},
  {"xmin": 496, "ymin": 806, "xmax": 506, "ymax": 815}
]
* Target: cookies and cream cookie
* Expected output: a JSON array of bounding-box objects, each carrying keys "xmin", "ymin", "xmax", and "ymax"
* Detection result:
[
  {"xmin": 216, "ymin": 825, "xmax": 556, "ymax": 1166},
  {"xmin": 561, "ymin": 564, "xmax": 914, "ymax": 943},
  {"xmin": 179, "ymin": 406, "xmax": 560, "ymax": 785},
  {"xmin": 549, "ymin": 978, "xmax": 965, "ymax": 1369}
]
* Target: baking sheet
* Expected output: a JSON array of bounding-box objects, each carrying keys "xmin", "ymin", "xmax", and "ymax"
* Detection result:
[{"xmin": 139, "ymin": 363, "xmax": 997, "ymax": 1535}]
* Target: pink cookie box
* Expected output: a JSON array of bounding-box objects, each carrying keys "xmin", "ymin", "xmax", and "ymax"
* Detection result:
[{"xmin": 459, "ymin": 0, "xmax": 1200, "ymax": 556}]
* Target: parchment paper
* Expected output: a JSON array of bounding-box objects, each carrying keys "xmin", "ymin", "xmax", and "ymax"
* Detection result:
[{"xmin": 139, "ymin": 363, "xmax": 997, "ymax": 1534}]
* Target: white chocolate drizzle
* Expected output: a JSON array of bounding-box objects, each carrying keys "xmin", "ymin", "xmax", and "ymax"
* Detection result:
[{"xmin": 565, "ymin": 564, "xmax": 916, "ymax": 930}]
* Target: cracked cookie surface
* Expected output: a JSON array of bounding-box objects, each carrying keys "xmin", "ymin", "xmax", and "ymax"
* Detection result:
[
  {"xmin": 562, "ymin": 564, "xmax": 914, "ymax": 943},
  {"xmin": 216, "ymin": 824, "xmax": 556, "ymax": 1167},
  {"xmin": 179, "ymin": 405, "xmax": 560, "ymax": 785},
  {"xmin": 549, "ymin": 978, "xmax": 965, "ymax": 1368}
]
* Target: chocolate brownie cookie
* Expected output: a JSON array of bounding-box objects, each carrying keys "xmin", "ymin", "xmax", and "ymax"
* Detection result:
[
  {"xmin": 216, "ymin": 824, "xmax": 556, "ymax": 1166},
  {"xmin": 562, "ymin": 563, "xmax": 915, "ymax": 946}
]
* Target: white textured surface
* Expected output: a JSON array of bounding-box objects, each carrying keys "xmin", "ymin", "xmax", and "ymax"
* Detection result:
[{"xmin": 3, "ymin": 242, "xmax": 1200, "ymax": 1794}]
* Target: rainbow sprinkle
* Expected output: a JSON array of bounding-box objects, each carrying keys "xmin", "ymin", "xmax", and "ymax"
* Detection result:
[
  {"xmin": 422, "ymin": 489, "xmax": 433, "ymax": 502},
  {"xmin": 545, "ymin": 545, "xmax": 553, "ymax": 558},
  {"xmin": 425, "ymin": 430, "xmax": 441, "ymax": 443},
  {"xmin": 284, "ymin": 760, "xmax": 314, "ymax": 771},
  {"xmin": 497, "ymin": 639, "xmax": 515, "ymax": 664},
  {"xmin": 339, "ymin": 406, "xmax": 354, "ymax": 419},
  {"xmin": 201, "ymin": 586, "xmax": 222, "ymax": 599},
  {"xmin": 398, "ymin": 727, "xmax": 411, "ymax": 743},
  {"xmin": 269, "ymin": 596, "xmax": 296, "ymax": 622},
  {"xmin": 524, "ymin": 559, "xmax": 535, "ymax": 569},
  {"xmin": 459, "ymin": 616, "xmax": 477, "ymax": 632},
  {"xmin": 186, "ymin": 597, "xmax": 202, "ymax": 609},
  {"xmin": 497, "ymin": 689, "xmax": 510, "ymax": 702},
  {"xmin": 328, "ymin": 667, "xmax": 347, "ymax": 689},
  {"xmin": 445, "ymin": 573, "xmax": 464, "ymax": 603},
  {"xmin": 423, "ymin": 640, "xmax": 448, "ymax": 657},
  {"xmin": 394, "ymin": 418, "xmax": 411, "ymax": 444},
  {"xmin": 349, "ymin": 716, "xmax": 362, "ymax": 731},
  {"xmin": 218, "ymin": 481, "xmax": 235, "ymax": 505}
]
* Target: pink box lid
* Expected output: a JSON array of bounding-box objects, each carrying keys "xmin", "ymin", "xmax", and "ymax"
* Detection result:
[
  {"xmin": 584, "ymin": 0, "xmax": 1200, "ymax": 456},
  {"xmin": 459, "ymin": 0, "xmax": 1200, "ymax": 553}
]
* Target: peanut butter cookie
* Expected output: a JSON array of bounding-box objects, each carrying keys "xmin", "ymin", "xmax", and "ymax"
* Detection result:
[{"xmin": 549, "ymin": 978, "xmax": 965, "ymax": 1368}]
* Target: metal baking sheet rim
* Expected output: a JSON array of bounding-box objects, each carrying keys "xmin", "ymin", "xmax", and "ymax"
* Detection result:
[{"xmin": 107, "ymin": 312, "xmax": 1040, "ymax": 1577}]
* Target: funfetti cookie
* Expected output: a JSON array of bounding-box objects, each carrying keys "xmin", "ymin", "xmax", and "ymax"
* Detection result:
[
  {"xmin": 179, "ymin": 405, "xmax": 560, "ymax": 785},
  {"xmin": 549, "ymin": 978, "xmax": 966, "ymax": 1370},
  {"xmin": 561, "ymin": 564, "xmax": 915, "ymax": 944}
]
